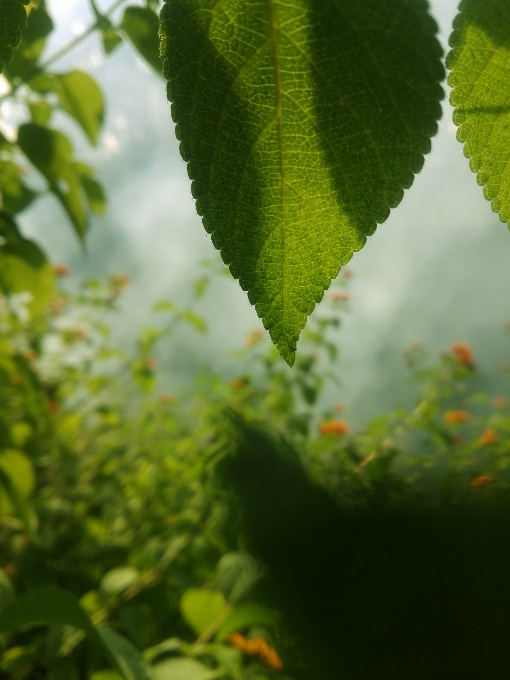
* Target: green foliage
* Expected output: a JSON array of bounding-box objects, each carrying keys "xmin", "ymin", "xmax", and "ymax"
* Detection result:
[
  {"xmin": 160, "ymin": 0, "xmax": 444, "ymax": 364},
  {"xmin": 448, "ymin": 0, "xmax": 510, "ymax": 226},
  {"xmin": 121, "ymin": 6, "xmax": 162, "ymax": 73},
  {"xmin": 0, "ymin": 0, "xmax": 26, "ymax": 74}
]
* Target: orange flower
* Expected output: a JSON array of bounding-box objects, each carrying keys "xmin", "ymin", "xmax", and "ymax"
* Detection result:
[
  {"xmin": 53, "ymin": 264, "xmax": 71, "ymax": 276},
  {"xmin": 493, "ymin": 396, "xmax": 508, "ymax": 409},
  {"xmin": 231, "ymin": 378, "xmax": 245, "ymax": 390},
  {"xmin": 342, "ymin": 267, "xmax": 353, "ymax": 279},
  {"xmin": 320, "ymin": 420, "xmax": 349, "ymax": 436},
  {"xmin": 245, "ymin": 328, "xmax": 263, "ymax": 347},
  {"xmin": 444, "ymin": 410, "xmax": 471, "ymax": 424},
  {"xmin": 109, "ymin": 273, "xmax": 131, "ymax": 294},
  {"xmin": 50, "ymin": 297, "xmax": 67, "ymax": 314},
  {"xmin": 478, "ymin": 429, "xmax": 498, "ymax": 446},
  {"xmin": 159, "ymin": 393, "xmax": 175, "ymax": 405},
  {"xmin": 328, "ymin": 291, "xmax": 349, "ymax": 302},
  {"xmin": 24, "ymin": 349, "xmax": 37, "ymax": 361},
  {"xmin": 450, "ymin": 342, "xmax": 475, "ymax": 369},
  {"xmin": 227, "ymin": 633, "xmax": 283, "ymax": 671},
  {"xmin": 470, "ymin": 475, "xmax": 492, "ymax": 488},
  {"xmin": 143, "ymin": 358, "xmax": 157, "ymax": 371}
]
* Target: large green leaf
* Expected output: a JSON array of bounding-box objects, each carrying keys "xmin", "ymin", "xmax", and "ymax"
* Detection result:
[
  {"xmin": 447, "ymin": 0, "xmax": 510, "ymax": 226},
  {"xmin": 161, "ymin": 0, "xmax": 444, "ymax": 364},
  {"xmin": 17, "ymin": 123, "xmax": 88, "ymax": 241},
  {"xmin": 121, "ymin": 6, "xmax": 162, "ymax": 73},
  {"xmin": 0, "ymin": 0, "xmax": 26, "ymax": 74},
  {"xmin": 5, "ymin": 0, "xmax": 53, "ymax": 81}
]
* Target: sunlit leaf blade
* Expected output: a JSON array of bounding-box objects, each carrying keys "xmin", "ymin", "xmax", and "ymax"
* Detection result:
[
  {"xmin": 121, "ymin": 6, "xmax": 162, "ymax": 73},
  {"xmin": 17, "ymin": 123, "xmax": 88, "ymax": 241},
  {"xmin": 447, "ymin": 0, "xmax": 510, "ymax": 226},
  {"xmin": 0, "ymin": 0, "xmax": 26, "ymax": 74},
  {"xmin": 54, "ymin": 71, "xmax": 105, "ymax": 145},
  {"xmin": 161, "ymin": 0, "xmax": 444, "ymax": 365}
]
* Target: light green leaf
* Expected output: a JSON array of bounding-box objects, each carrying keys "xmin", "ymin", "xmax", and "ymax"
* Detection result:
[
  {"xmin": 53, "ymin": 71, "xmax": 104, "ymax": 145},
  {"xmin": 151, "ymin": 658, "xmax": 220, "ymax": 680},
  {"xmin": 0, "ymin": 213, "xmax": 55, "ymax": 316},
  {"xmin": 180, "ymin": 588, "xmax": 228, "ymax": 637},
  {"xmin": 215, "ymin": 553, "xmax": 261, "ymax": 604},
  {"xmin": 100, "ymin": 566, "xmax": 139, "ymax": 595},
  {"xmin": 161, "ymin": 0, "xmax": 444, "ymax": 364},
  {"xmin": 96, "ymin": 627, "xmax": 151, "ymax": 680},
  {"xmin": 447, "ymin": 0, "xmax": 510, "ymax": 226},
  {"xmin": 216, "ymin": 603, "xmax": 279, "ymax": 642},
  {"xmin": 121, "ymin": 6, "xmax": 162, "ymax": 73},
  {"xmin": 181, "ymin": 309, "xmax": 207, "ymax": 333},
  {"xmin": 0, "ymin": 158, "xmax": 37, "ymax": 214},
  {"xmin": 28, "ymin": 98, "xmax": 53, "ymax": 125},
  {"xmin": 0, "ymin": 0, "xmax": 26, "ymax": 74},
  {"xmin": 91, "ymin": 672, "xmax": 124, "ymax": 680},
  {"xmin": 17, "ymin": 123, "xmax": 88, "ymax": 241}
]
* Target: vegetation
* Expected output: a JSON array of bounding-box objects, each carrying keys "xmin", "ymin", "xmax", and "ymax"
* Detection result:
[{"xmin": 0, "ymin": 0, "xmax": 510, "ymax": 678}]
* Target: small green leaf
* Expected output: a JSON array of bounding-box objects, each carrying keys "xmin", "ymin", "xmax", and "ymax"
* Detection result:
[
  {"xmin": 96, "ymin": 627, "xmax": 150, "ymax": 680},
  {"xmin": 0, "ymin": 570, "xmax": 14, "ymax": 613},
  {"xmin": 121, "ymin": 6, "xmax": 162, "ymax": 74},
  {"xmin": 215, "ymin": 552, "xmax": 261, "ymax": 604},
  {"xmin": 180, "ymin": 589, "xmax": 228, "ymax": 637},
  {"xmin": 181, "ymin": 309, "xmax": 207, "ymax": 333},
  {"xmin": 447, "ymin": 0, "xmax": 510, "ymax": 226},
  {"xmin": 161, "ymin": 0, "xmax": 444, "ymax": 364},
  {"xmin": 53, "ymin": 71, "xmax": 104, "ymax": 145},
  {"xmin": 0, "ymin": 158, "xmax": 37, "ymax": 214},
  {"xmin": 17, "ymin": 123, "xmax": 88, "ymax": 241},
  {"xmin": 102, "ymin": 26, "xmax": 123, "ymax": 54},
  {"xmin": 75, "ymin": 162, "xmax": 106, "ymax": 214},
  {"xmin": 28, "ymin": 98, "xmax": 52, "ymax": 125},
  {"xmin": 0, "ymin": 213, "xmax": 55, "ymax": 316},
  {"xmin": 216, "ymin": 603, "xmax": 279, "ymax": 642},
  {"xmin": 0, "ymin": 0, "xmax": 27, "ymax": 74},
  {"xmin": 100, "ymin": 566, "xmax": 139, "ymax": 595},
  {"xmin": 151, "ymin": 658, "xmax": 220, "ymax": 680}
]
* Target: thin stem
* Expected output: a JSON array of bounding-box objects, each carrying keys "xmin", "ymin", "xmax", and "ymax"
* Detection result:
[{"xmin": 0, "ymin": 0, "xmax": 129, "ymax": 104}]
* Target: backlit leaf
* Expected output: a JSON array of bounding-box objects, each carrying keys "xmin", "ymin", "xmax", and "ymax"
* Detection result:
[
  {"xmin": 121, "ymin": 6, "xmax": 162, "ymax": 73},
  {"xmin": 0, "ymin": 0, "xmax": 26, "ymax": 74},
  {"xmin": 0, "ymin": 212, "xmax": 55, "ymax": 316},
  {"xmin": 447, "ymin": 0, "xmax": 510, "ymax": 226},
  {"xmin": 161, "ymin": 0, "xmax": 444, "ymax": 364},
  {"xmin": 151, "ymin": 658, "xmax": 220, "ymax": 680},
  {"xmin": 53, "ymin": 71, "xmax": 104, "ymax": 145},
  {"xmin": 17, "ymin": 123, "xmax": 88, "ymax": 241}
]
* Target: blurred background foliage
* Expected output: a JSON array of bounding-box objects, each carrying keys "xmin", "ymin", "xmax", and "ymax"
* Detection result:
[{"xmin": 1, "ymin": 1, "xmax": 510, "ymax": 679}]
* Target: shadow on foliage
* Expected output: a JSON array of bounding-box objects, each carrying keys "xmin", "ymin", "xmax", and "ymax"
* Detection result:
[{"xmin": 220, "ymin": 414, "xmax": 510, "ymax": 680}]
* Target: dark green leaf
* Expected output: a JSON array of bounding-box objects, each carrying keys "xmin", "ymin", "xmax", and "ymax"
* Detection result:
[
  {"xmin": 5, "ymin": 1, "xmax": 53, "ymax": 81},
  {"xmin": 96, "ymin": 627, "xmax": 150, "ymax": 680},
  {"xmin": 215, "ymin": 552, "xmax": 261, "ymax": 604},
  {"xmin": 447, "ymin": 0, "xmax": 510, "ymax": 226},
  {"xmin": 17, "ymin": 123, "xmax": 88, "ymax": 241},
  {"xmin": 161, "ymin": 0, "xmax": 444, "ymax": 364},
  {"xmin": 121, "ymin": 6, "xmax": 162, "ymax": 74},
  {"xmin": 0, "ymin": 0, "xmax": 26, "ymax": 74},
  {"xmin": 0, "ymin": 587, "xmax": 97, "ymax": 636},
  {"xmin": 102, "ymin": 26, "xmax": 123, "ymax": 55}
]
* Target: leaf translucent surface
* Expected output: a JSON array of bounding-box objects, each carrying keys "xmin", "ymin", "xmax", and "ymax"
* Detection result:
[
  {"xmin": 161, "ymin": 0, "xmax": 444, "ymax": 364},
  {"xmin": 0, "ymin": 0, "xmax": 26, "ymax": 74},
  {"xmin": 447, "ymin": 0, "xmax": 510, "ymax": 225}
]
